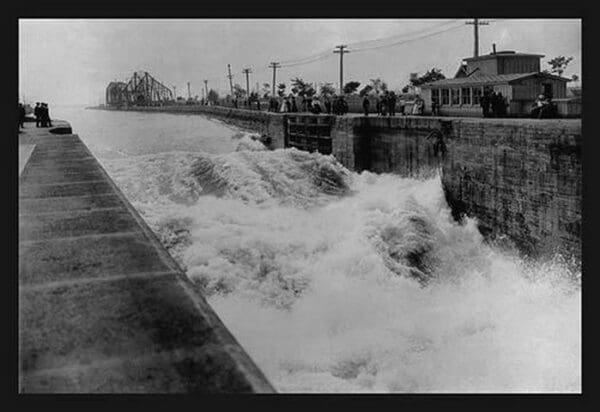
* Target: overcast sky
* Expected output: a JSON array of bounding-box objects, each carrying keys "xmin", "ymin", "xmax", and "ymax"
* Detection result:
[{"xmin": 19, "ymin": 18, "xmax": 581, "ymax": 106}]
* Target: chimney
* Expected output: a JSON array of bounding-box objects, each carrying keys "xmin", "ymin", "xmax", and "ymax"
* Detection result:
[{"xmin": 492, "ymin": 43, "xmax": 497, "ymax": 54}]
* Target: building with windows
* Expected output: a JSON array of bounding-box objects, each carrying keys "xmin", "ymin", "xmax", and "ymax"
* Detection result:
[{"xmin": 420, "ymin": 50, "xmax": 573, "ymax": 117}]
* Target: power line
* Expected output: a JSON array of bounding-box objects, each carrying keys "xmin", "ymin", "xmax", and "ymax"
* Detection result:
[
  {"xmin": 347, "ymin": 19, "xmax": 461, "ymax": 49},
  {"xmin": 281, "ymin": 20, "xmax": 457, "ymax": 65},
  {"xmin": 351, "ymin": 22, "xmax": 467, "ymax": 53}
]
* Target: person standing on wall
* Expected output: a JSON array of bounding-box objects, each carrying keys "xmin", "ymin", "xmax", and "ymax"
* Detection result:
[
  {"xmin": 324, "ymin": 95, "xmax": 332, "ymax": 114},
  {"xmin": 480, "ymin": 90, "xmax": 491, "ymax": 118},
  {"xmin": 18, "ymin": 103, "xmax": 26, "ymax": 130},
  {"xmin": 46, "ymin": 103, "xmax": 53, "ymax": 127},
  {"xmin": 362, "ymin": 95, "xmax": 370, "ymax": 116},
  {"xmin": 388, "ymin": 91, "xmax": 397, "ymax": 117},
  {"xmin": 496, "ymin": 92, "xmax": 508, "ymax": 117},
  {"xmin": 34, "ymin": 102, "xmax": 41, "ymax": 127}
]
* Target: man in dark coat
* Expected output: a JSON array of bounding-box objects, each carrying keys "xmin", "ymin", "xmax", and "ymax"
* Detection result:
[
  {"xmin": 19, "ymin": 103, "xmax": 26, "ymax": 129},
  {"xmin": 490, "ymin": 92, "xmax": 500, "ymax": 117},
  {"xmin": 480, "ymin": 91, "xmax": 491, "ymax": 118},
  {"xmin": 362, "ymin": 95, "xmax": 370, "ymax": 116},
  {"xmin": 41, "ymin": 103, "xmax": 52, "ymax": 127},
  {"xmin": 340, "ymin": 96, "xmax": 348, "ymax": 115},
  {"xmin": 34, "ymin": 102, "xmax": 41, "ymax": 127},
  {"xmin": 324, "ymin": 96, "xmax": 332, "ymax": 114},
  {"xmin": 388, "ymin": 92, "xmax": 397, "ymax": 117},
  {"xmin": 290, "ymin": 96, "xmax": 298, "ymax": 112},
  {"xmin": 496, "ymin": 92, "xmax": 507, "ymax": 117}
]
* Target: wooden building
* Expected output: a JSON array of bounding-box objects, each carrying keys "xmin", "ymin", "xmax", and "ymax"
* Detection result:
[{"xmin": 420, "ymin": 50, "xmax": 572, "ymax": 117}]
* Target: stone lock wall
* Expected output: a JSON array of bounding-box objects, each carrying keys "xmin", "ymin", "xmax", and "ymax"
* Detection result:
[
  {"xmin": 442, "ymin": 118, "xmax": 581, "ymax": 258},
  {"xmin": 328, "ymin": 115, "xmax": 581, "ymax": 259}
]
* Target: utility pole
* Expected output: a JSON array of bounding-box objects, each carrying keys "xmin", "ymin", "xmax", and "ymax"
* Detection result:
[
  {"xmin": 204, "ymin": 80, "xmax": 209, "ymax": 101},
  {"xmin": 187, "ymin": 82, "xmax": 191, "ymax": 100},
  {"xmin": 227, "ymin": 64, "xmax": 234, "ymax": 97},
  {"xmin": 268, "ymin": 62, "xmax": 281, "ymax": 97},
  {"xmin": 242, "ymin": 68, "xmax": 252, "ymax": 99},
  {"xmin": 465, "ymin": 18, "xmax": 489, "ymax": 58},
  {"xmin": 333, "ymin": 45, "xmax": 350, "ymax": 95},
  {"xmin": 173, "ymin": 85, "xmax": 177, "ymax": 100}
]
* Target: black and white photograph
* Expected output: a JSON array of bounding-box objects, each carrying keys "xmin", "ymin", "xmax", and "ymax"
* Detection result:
[{"xmin": 16, "ymin": 15, "xmax": 583, "ymax": 395}]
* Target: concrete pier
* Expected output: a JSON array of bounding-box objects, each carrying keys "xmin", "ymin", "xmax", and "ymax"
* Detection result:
[{"xmin": 18, "ymin": 122, "xmax": 275, "ymax": 393}]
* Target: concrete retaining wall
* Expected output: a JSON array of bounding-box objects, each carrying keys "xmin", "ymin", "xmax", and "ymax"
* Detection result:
[
  {"xmin": 331, "ymin": 115, "xmax": 582, "ymax": 259},
  {"xmin": 19, "ymin": 121, "xmax": 275, "ymax": 393},
  {"xmin": 443, "ymin": 118, "xmax": 581, "ymax": 258}
]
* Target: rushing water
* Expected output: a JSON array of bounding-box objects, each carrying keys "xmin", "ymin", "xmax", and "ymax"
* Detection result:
[{"xmin": 53, "ymin": 106, "xmax": 581, "ymax": 393}]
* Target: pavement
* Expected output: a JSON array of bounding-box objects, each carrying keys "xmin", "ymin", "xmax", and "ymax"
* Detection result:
[{"xmin": 18, "ymin": 122, "xmax": 274, "ymax": 393}]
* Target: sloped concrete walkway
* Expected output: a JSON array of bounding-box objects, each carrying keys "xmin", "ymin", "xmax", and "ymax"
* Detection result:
[{"xmin": 18, "ymin": 122, "xmax": 274, "ymax": 393}]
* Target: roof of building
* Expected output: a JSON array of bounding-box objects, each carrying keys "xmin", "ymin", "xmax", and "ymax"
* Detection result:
[
  {"xmin": 421, "ymin": 72, "xmax": 569, "ymax": 88},
  {"xmin": 463, "ymin": 51, "xmax": 545, "ymax": 61}
]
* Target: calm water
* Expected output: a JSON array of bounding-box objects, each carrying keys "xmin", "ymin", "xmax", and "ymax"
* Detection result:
[{"xmin": 52, "ymin": 106, "xmax": 581, "ymax": 393}]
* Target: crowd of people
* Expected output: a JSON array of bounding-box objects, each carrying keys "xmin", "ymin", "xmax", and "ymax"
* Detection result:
[
  {"xmin": 362, "ymin": 91, "xmax": 402, "ymax": 116},
  {"xmin": 267, "ymin": 94, "xmax": 351, "ymax": 115},
  {"xmin": 222, "ymin": 88, "xmax": 561, "ymax": 120},
  {"xmin": 480, "ymin": 89, "xmax": 508, "ymax": 118},
  {"xmin": 34, "ymin": 102, "xmax": 53, "ymax": 127}
]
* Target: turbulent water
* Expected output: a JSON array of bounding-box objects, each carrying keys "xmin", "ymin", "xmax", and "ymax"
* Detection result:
[{"xmin": 54, "ymin": 106, "xmax": 581, "ymax": 393}]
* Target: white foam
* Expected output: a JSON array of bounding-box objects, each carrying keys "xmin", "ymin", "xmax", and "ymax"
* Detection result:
[{"xmin": 101, "ymin": 147, "xmax": 580, "ymax": 393}]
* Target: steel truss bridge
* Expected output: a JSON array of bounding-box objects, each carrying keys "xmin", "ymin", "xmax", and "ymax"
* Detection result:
[{"xmin": 106, "ymin": 71, "xmax": 173, "ymax": 106}]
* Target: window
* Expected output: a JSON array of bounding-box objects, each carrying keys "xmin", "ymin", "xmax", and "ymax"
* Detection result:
[
  {"xmin": 432, "ymin": 89, "xmax": 441, "ymax": 105},
  {"xmin": 473, "ymin": 87, "xmax": 483, "ymax": 105},
  {"xmin": 451, "ymin": 88, "xmax": 460, "ymax": 105},
  {"xmin": 461, "ymin": 87, "xmax": 471, "ymax": 105},
  {"xmin": 441, "ymin": 89, "xmax": 450, "ymax": 105}
]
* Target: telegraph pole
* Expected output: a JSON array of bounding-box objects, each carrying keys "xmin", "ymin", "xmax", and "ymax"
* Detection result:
[
  {"xmin": 242, "ymin": 68, "xmax": 252, "ymax": 98},
  {"xmin": 268, "ymin": 62, "xmax": 281, "ymax": 96},
  {"xmin": 204, "ymin": 80, "xmax": 209, "ymax": 101},
  {"xmin": 465, "ymin": 18, "xmax": 489, "ymax": 58},
  {"xmin": 187, "ymin": 82, "xmax": 191, "ymax": 100},
  {"xmin": 333, "ymin": 45, "xmax": 350, "ymax": 94},
  {"xmin": 227, "ymin": 64, "xmax": 234, "ymax": 97}
]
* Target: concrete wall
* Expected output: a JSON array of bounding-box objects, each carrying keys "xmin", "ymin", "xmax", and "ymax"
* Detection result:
[
  {"xmin": 19, "ymin": 122, "xmax": 275, "ymax": 393},
  {"xmin": 328, "ymin": 115, "xmax": 581, "ymax": 259},
  {"xmin": 442, "ymin": 118, "xmax": 581, "ymax": 258}
]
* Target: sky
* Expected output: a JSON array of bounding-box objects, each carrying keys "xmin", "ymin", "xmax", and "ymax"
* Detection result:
[{"xmin": 19, "ymin": 18, "xmax": 581, "ymax": 106}]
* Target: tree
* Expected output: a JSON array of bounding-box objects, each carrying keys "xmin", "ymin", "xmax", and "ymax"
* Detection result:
[
  {"xmin": 369, "ymin": 78, "xmax": 388, "ymax": 95},
  {"xmin": 343, "ymin": 81, "xmax": 361, "ymax": 95},
  {"xmin": 547, "ymin": 56, "xmax": 573, "ymax": 77},
  {"xmin": 409, "ymin": 68, "xmax": 446, "ymax": 87},
  {"xmin": 261, "ymin": 83, "xmax": 271, "ymax": 99},
  {"xmin": 319, "ymin": 82, "xmax": 336, "ymax": 98},
  {"xmin": 571, "ymin": 74, "xmax": 579, "ymax": 82},
  {"xmin": 207, "ymin": 89, "xmax": 219, "ymax": 102},
  {"xmin": 359, "ymin": 84, "xmax": 373, "ymax": 97},
  {"xmin": 401, "ymin": 85, "xmax": 410, "ymax": 94},
  {"xmin": 290, "ymin": 77, "xmax": 316, "ymax": 98},
  {"xmin": 277, "ymin": 83, "xmax": 286, "ymax": 97},
  {"xmin": 233, "ymin": 84, "xmax": 246, "ymax": 99}
]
